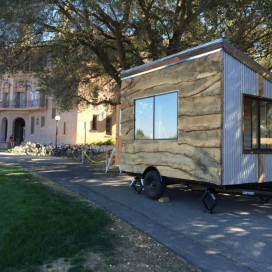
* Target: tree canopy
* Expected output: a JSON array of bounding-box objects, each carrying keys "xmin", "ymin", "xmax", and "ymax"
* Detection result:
[{"xmin": 0, "ymin": 0, "xmax": 271, "ymax": 110}]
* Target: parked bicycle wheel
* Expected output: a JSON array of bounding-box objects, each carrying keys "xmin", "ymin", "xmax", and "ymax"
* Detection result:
[
  {"xmin": 74, "ymin": 151, "xmax": 82, "ymax": 162},
  {"xmin": 85, "ymin": 149, "xmax": 94, "ymax": 161},
  {"xmin": 26, "ymin": 147, "xmax": 38, "ymax": 156},
  {"xmin": 92, "ymin": 145, "xmax": 104, "ymax": 155}
]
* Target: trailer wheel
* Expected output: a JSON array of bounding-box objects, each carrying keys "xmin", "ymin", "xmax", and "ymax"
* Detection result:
[{"xmin": 144, "ymin": 170, "xmax": 165, "ymax": 199}]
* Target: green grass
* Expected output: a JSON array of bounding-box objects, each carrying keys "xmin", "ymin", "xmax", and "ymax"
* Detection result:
[{"xmin": 0, "ymin": 165, "xmax": 115, "ymax": 272}]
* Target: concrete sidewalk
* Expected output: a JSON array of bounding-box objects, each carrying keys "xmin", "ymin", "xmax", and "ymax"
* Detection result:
[{"xmin": 1, "ymin": 153, "xmax": 272, "ymax": 272}]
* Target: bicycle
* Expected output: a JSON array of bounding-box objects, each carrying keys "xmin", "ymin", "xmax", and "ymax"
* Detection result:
[
  {"xmin": 73, "ymin": 144, "xmax": 105, "ymax": 163},
  {"xmin": 25, "ymin": 142, "xmax": 43, "ymax": 156},
  {"xmin": 91, "ymin": 145, "xmax": 104, "ymax": 155}
]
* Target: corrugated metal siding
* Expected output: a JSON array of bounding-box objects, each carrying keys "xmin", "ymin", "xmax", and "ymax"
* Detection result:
[
  {"xmin": 263, "ymin": 78, "xmax": 272, "ymax": 182},
  {"xmin": 223, "ymin": 52, "xmax": 258, "ymax": 185}
]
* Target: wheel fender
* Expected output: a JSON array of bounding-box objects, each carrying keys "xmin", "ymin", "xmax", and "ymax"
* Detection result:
[{"xmin": 143, "ymin": 166, "xmax": 162, "ymax": 181}]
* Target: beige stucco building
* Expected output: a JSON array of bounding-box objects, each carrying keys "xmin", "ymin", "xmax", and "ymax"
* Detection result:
[{"xmin": 0, "ymin": 72, "xmax": 116, "ymax": 149}]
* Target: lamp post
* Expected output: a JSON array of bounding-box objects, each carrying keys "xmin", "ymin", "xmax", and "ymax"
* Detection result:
[{"xmin": 55, "ymin": 115, "xmax": 61, "ymax": 149}]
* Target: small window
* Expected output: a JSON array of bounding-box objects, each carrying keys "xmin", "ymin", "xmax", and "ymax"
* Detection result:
[
  {"xmin": 106, "ymin": 117, "xmax": 112, "ymax": 135},
  {"xmin": 134, "ymin": 92, "xmax": 178, "ymax": 140},
  {"xmin": 36, "ymin": 118, "xmax": 39, "ymax": 125},
  {"xmin": 52, "ymin": 107, "xmax": 56, "ymax": 119},
  {"xmin": 92, "ymin": 115, "xmax": 97, "ymax": 130},
  {"xmin": 63, "ymin": 122, "xmax": 66, "ymax": 135},
  {"xmin": 31, "ymin": 117, "xmax": 35, "ymax": 134},
  {"xmin": 41, "ymin": 116, "xmax": 45, "ymax": 127},
  {"xmin": 244, "ymin": 95, "xmax": 272, "ymax": 152}
]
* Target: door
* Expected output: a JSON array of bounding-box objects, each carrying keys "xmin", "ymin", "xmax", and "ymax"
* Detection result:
[
  {"xmin": 14, "ymin": 118, "xmax": 25, "ymax": 145},
  {"xmin": 16, "ymin": 92, "xmax": 25, "ymax": 108},
  {"xmin": 0, "ymin": 118, "xmax": 8, "ymax": 141}
]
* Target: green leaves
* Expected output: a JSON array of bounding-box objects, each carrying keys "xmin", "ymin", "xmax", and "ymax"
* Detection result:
[{"xmin": 0, "ymin": 0, "xmax": 271, "ymax": 110}]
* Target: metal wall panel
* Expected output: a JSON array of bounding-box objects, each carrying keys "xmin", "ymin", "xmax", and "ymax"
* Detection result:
[
  {"xmin": 263, "ymin": 78, "xmax": 272, "ymax": 182},
  {"xmin": 223, "ymin": 52, "xmax": 258, "ymax": 185}
]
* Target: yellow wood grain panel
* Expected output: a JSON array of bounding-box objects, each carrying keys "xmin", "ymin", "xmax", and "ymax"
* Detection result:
[
  {"xmin": 121, "ymin": 51, "xmax": 222, "ymax": 95},
  {"xmin": 179, "ymin": 95, "xmax": 221, "ymax": 116},
  {"xmin": 178, "ymin": 129, "xmax": 221, "ymax": 148},
  {"xmin": 120, "ymin": 51, "xmax": 223, "ymax": 185},
  {"xmin": 179, "ymin": 114, "xmax": 221, "ymax": 132}
]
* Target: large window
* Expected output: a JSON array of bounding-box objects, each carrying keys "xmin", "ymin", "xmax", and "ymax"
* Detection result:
[
  {"xmin": 16, "ymin": 92, "xmax": 25, "ymax": 108},
  {"xmin": 134, "ymin": 92, "xmax": 178, "ymax": 140},
  {"xmin": 30, "ymin": 91, "xmax": 39, "ymax": 107},
  {"xmin": 244, "ymin": 95, "xmax": 272, "ymax": 152}
]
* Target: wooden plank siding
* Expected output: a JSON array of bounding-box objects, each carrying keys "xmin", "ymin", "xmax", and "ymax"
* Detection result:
[{"xmin": 120, "ymin": 51, "xmax": 223, "ymax": 185}]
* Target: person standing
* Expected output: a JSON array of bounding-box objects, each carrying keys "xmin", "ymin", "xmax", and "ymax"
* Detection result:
[{"xmin": 9, "ymin": 135, "xmax": 14, "ymax": 148}]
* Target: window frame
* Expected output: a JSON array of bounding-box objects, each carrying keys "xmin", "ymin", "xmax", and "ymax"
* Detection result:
[
  {"xmin": 41, "ymin": 116, "xmax": 45, "ymax": 127},
  {"xmin": 134, "ymin": 91, "xmax": 178, "ymax": 141},
  {"xmin": 30, "ymin": 116, "xmax": 35, "ymax": 134},
  {"xmin": 243, "ymin": 94, "xmax": 272, "ymax": 154},
  {"xmin": 52, "ymin": 107, "xmax": 56, "ymax": 119},
  {"xmin": 92, "ymin": 115, "xmax": 97, "ymax": 131},
  {"xmin": 106, "ymin": 116, "xmax": 112, "ymax": 135}
]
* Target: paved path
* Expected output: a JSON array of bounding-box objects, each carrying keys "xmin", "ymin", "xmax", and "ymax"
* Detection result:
[{"xmin": 1, "ymin": 153, "xmax": 272, "ymax": 272}]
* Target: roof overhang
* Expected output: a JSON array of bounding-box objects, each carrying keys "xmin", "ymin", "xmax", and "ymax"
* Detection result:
[{"xmin": 121, "ymin": 39, "xmax": 272, "ymax": 82}]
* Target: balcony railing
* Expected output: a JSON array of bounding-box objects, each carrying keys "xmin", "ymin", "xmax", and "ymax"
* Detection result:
[
  {"xmin": 1, "ymin": 100, "xmax": 10, "ymax": 108},
  {"xmin": 0, "ymin": 99, "xmax": 48, "ymax": 109}
]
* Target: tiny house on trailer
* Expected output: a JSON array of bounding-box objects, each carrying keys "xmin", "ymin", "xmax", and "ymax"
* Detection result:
[{"xmin": 119, "ymin": 39, "xmax": 272, "ymax": 211}]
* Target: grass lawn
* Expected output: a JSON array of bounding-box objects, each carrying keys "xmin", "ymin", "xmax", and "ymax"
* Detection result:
[{"xmin": 0, "ymin": 165, "xmax": 115, "ymax": 272}]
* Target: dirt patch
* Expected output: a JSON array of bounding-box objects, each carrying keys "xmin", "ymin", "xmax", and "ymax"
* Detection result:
[
  {"xmin": 106, "ymin": 217, "xmax": 199, "ymax": 272},
  {"xmin": 40, "ymin": 215, "xmax": 199, "ymax": 272}
]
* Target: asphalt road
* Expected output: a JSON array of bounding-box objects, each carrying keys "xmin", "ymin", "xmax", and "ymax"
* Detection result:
[{"xmin": 1, "ymin": 153, "xmax": 272, "ymax": 272}]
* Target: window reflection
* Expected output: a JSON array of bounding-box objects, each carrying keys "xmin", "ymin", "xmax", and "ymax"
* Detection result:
[
  {"xmin": 155, "ymin": 92, "xmax": 177, "ymax": 139},
  {"xmin": 135, "ymin": 97, "xmax": 153, "ymax": 139},
  {"xmin": 260, "ymin": 101, "xmax": 272, "ymax": 149},
  {"xmin": 251, "ymin": 100, "xmax": 258, "ymax": 149},
  {"xmin": 134, "ymin": 92, "xmax": 178, "ymax": 140}
]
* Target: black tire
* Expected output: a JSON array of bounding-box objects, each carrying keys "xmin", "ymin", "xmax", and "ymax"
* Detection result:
[{"xmin": 143, "ymin": 170, "xmax": 165, "ymax": 199}]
